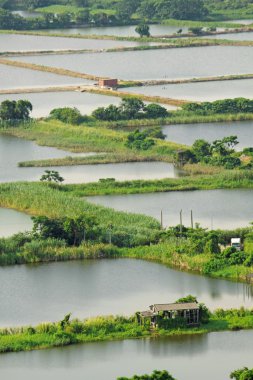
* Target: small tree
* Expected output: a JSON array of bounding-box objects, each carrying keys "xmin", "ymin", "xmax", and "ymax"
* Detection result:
[
  {"xmin": 135, "ymin": 23, "xmax": 150, "ymax": 37},
  {"xmin": 117, "ymin": 369, "xmax": 176, "ymax": 380},
  {"xmin": 120, "ymin": 97, "xmax": 145, "ymax": 119},
  {"xmin": 49, "ymin": 107, "xmax": 83, "ymax": 125},
  {"xmin": 40, "ymin": 170, "xmax": 64, "ymax": 184},
  {"xmin": 230, "ymin": 368, "xmax": 253, "ymax": 380},
  {"xmin": 188, "ymin": 27, "xmax": 203, "ymax": 35},
  {"xmin": 144, "ymin": 103, "xmax": 168, "ymax": 118}
]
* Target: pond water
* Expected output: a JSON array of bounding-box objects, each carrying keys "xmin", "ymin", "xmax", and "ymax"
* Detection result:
[
  {"xmin": 161, "ymin": 120, "xmax": 253, "ymax": 149},
  {"xmin": 0, "ymin": 64, "xmax": 93, "ymax": 90},
  {"xmin": 0, "ymin": 91, "xmax": 121, "ymax": 117},
  {"xmin": 0, "ymin": 258, "xmax": 252, "ymax": 327},
  {"xmin": 0, "ymin": 208, "xmax": 32, "ymax": 238},
  {"xmin": 204, "ymin": 31, "xmax": 253, "ymax": 40},
  {"xmin": 0, "ymin": 134, "xmax": 177, "ymax": 183},
  {"xmin": 43, "ymin": 24, "xmax": 189, "ymax": 37},
  {"xmin": 14, "ymin": 46, "xmax": 253, "ymax": 80},
  {"xmin": 87, "ymin": 189, "xmax": 253, "ymax": 230},
  {"xmin": 0, "ymin": 33, "xmax": 149, "ymax": 53},
  {"xmin": 125, "ymin": 78, "xmax": 253, "ymax": 102},
  {"xmin": 0, "ymin": 330, "xmax": 252, "ymax": 380}
]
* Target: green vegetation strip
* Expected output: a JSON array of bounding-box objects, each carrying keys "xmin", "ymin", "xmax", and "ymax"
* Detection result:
[
  {"xmin": 62, "ymin": 171, "xmax": 253, "ymax": 196},
  {"xmin": 0, "ymin": 310, "xmax": 253, "ymax": 353},
  {"xmin": 1, "ymin": 120, "xmax": 184, "ymax": 161}
]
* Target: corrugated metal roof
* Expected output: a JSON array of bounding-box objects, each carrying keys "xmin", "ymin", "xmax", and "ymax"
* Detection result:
[{"xmin": 151, "ymin": 302, "xmax": 199, "ymax": 312}]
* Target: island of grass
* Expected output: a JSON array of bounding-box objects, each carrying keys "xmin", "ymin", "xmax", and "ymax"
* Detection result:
[{"xmin": 0, "ymin": 297, "xmax": 253, "ymax": 354}]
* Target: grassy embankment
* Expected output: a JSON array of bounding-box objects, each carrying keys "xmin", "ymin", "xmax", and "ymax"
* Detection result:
[
  {"xmin": 0, "ymin": 309, "xmax": 253, "ymax": 353},
  {"xmin": 3, "ymin": 115, "xmax": 253, "ymax": 168},
  {"xmin": 2, "ymin": 29, "xmax": 253, "ymax": 48},
  {"xmin": 1, "ymin": 120, "xmax": 185, "ymax": 167},
  {"xmin": 1, "ymin": 182, "xmax": 253, "ymax": 282}
]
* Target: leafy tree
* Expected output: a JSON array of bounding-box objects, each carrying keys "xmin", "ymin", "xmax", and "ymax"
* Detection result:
[
  {"xmin": 75, "ymin": 9, "xmax": 90, "ymax": 23},
  {"xmin": 116, "ymin": 0, "xmax": 141, "ymax": 21},
  {"xmin": 40, "ymin": 170, "xmax": 64, "ymax": 184},
  {"xmin": 49, "ymin": 107, "xmax": 83, "ymax": 125},
  {"xmin": 0, "ymin": 99, "xmax": 32, "ymax": 121},
  {"xmin": 120, "ymin": 97, "xmax": 145, "ymax": 119},
  {"xmin": 92, "ymin": 105, "xmax": 121, "ymax": 121},
  {"xmin": 192, "ymin": 139, "xmax": 211, "ymax": 162},
  {"xmin": 144, "ymin": 103, "xmax": 168, "ymax": 118},
  {"xmin": 211, "ymin": 136, "xmax": 239, "ymax": 156},
  {"xmin": 204, "ymin": 231, "xmax": 220, "ymax": 254},
  {"xmin": 188, "ymin": 26, "xmax": 203, "ymax": 35},
  {"xmin": 138, "ymin": 0, "xmax": 157, "ymax": 19},
  {"xmin": 230, "ymin": 368, "xmax": 253, "ymax": 380},
  {"xmin": 135, "ymin": 23, "xmax": 150, "ymax": 37},
  {"xmin": 156, "ymin": 0, "xmax": 208, "ymax": 20},
  {"xmin": 126, "ymin": 129, "xmax": 155, "ymax": 150},
  {"xmin": 117, "ymin": 369, "xmax": 176, "ymax": 380}
]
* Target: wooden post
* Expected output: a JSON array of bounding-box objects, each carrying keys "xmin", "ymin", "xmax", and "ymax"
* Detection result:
[
  {"xmin": 191, "ymin": 210, "xmax": 193, "ymax": 229},
  {"xmin": 180, "ymin": 209, "xmax": 183, "ymax": 236}
]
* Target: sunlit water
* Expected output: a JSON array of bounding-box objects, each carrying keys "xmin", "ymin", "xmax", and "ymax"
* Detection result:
[
  {"xmin": 87, "ymin": 189, "xmax": 253, "ymax": 230},
  {"xmin": 125, "ymin": 78, "xmax": 253, "ymax": 101},
  {"xmin": 13, "ymin": 46, "xmax": 253, "ymax": 80},
  {"xmin": 0, "ymin": 208, "xmax": 32, "ymax": 237}
]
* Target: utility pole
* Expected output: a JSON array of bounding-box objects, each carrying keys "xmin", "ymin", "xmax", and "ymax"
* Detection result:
[
  {"xmin": 108, "ymin": 223, "xmax": 112, "ymax": 244},
  {"xmin": 191, "ymin": 210, "xmax": 193, "ymax": 229},
  {"xmin": 180, "ymin": 209, "xmax": 183, "ymax": 237}
]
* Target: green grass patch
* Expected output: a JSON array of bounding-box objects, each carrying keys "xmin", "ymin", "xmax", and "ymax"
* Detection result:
[
  {"xmin": 36, "ymin": 5, "xmax": 83, "ymax": 14},
  {"xmin": 0, "ymin": 310, "xmax": 253, "ymax": 353}
]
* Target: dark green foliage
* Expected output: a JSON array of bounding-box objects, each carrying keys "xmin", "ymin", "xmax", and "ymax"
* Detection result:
[
  {"xmin": 92, "ymin": 99, "xmax": 169, "ymax": 121},
  {"xmin": 182, "ymin": 135, "xmax": 242, "ymax": 169},
  {"xmin": 188, "ymin": 26, "xmax": 203, "ymax": 34},
  {"xmin": 192, "ymin": 139, "xmax": 211, "ymax": 162},
  {"xmin": 125, "ymin": 129, "xmax": 155, "ymax": 150},
  {"xmin": 92, "ymin": 105, "xmax": 122, "ymax": 121},
  {"xmin": 32, "ymin": 214, "xmax": 98, "ymax": 246},
  {"xmin": 118, "ymin": 370, "xmax": 176, "ymax": 380},
  {"xmin": 49, "ymin": 107, "xmax": 83, "ymax": 125},
  {"xmin": 175, "ymin": 149, "xmax": 196, "ymax": 165},
  {"xmin": 135, "ymin": 23, "xmax": 150, "ymax": 37},
  {"xmin": 0, "ymin": 99, "xmax": 32, "ymax": 122},
  {"xmin": 157, "ymin": 0, "xmax": 208, "ymax": 19},
  {"xmin": 144, "ymin": 104, "xmax": 168, "ymax": 119},
  {"xmin": 230, "ymin": 368, "xmax": 253, "ymax": 380},
  {"xmin": 183, "ymin": 98, "xmax": 253, "ymax": 115},
  {"xmin": 40, "ymin": 170, "xmax": 64, "ymax": 183}
]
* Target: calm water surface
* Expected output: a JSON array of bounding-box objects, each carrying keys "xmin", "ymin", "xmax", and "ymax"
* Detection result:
[
  {"xmin": 204, "ymin": 31, "xmax": 253, "ymax": 40},
  {"xmin": 44, "ymin": 24, "xmax": 189, "ymax": 36},
  {"xmin": 0, "ymin": 33, "xmax": 149, "ymax": 52},
  {"xmin": 125, "ymin": 79, "xmax": 253, "ymax": 101},
  {"xmin": 0, "ymin": 258, "xmax": 252, "ymax": 326},
  {"xmin": 0, "ymin": 135, "xmax": 177, "ymax": 183},
  {"xmin": 0, "ymin": 91, "xmax": 121, "ymax": 117},
  {"xmin": 0, "ymin": 208, "xmax": 32, "ymax": 237},
  {"xmin": 0, "ymin": 64, "xmax": 92, "ymax": 90},
  {"xmin": 0, "ymin": 330, "xmax": 252, "ymax": 380},
  {"xmin": 87, "ymin": 189, "xmax": 253, "ymax": 229},
  {"xmin": 161, "ymin": 120, "xmax": 253, "ymax": 149},
  {"xmin": 14, "ymin": 46, "xmax": 253, "ymax": 80}
]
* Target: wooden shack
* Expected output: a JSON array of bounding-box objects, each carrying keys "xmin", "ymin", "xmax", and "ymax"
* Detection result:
[
  {"xmin": 98, "ymin": 78, "xmax": 118, "ymax": 88},
  {"xmin": 139, "ymin": 302, "xmax": 200, "ymax": 327}
]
